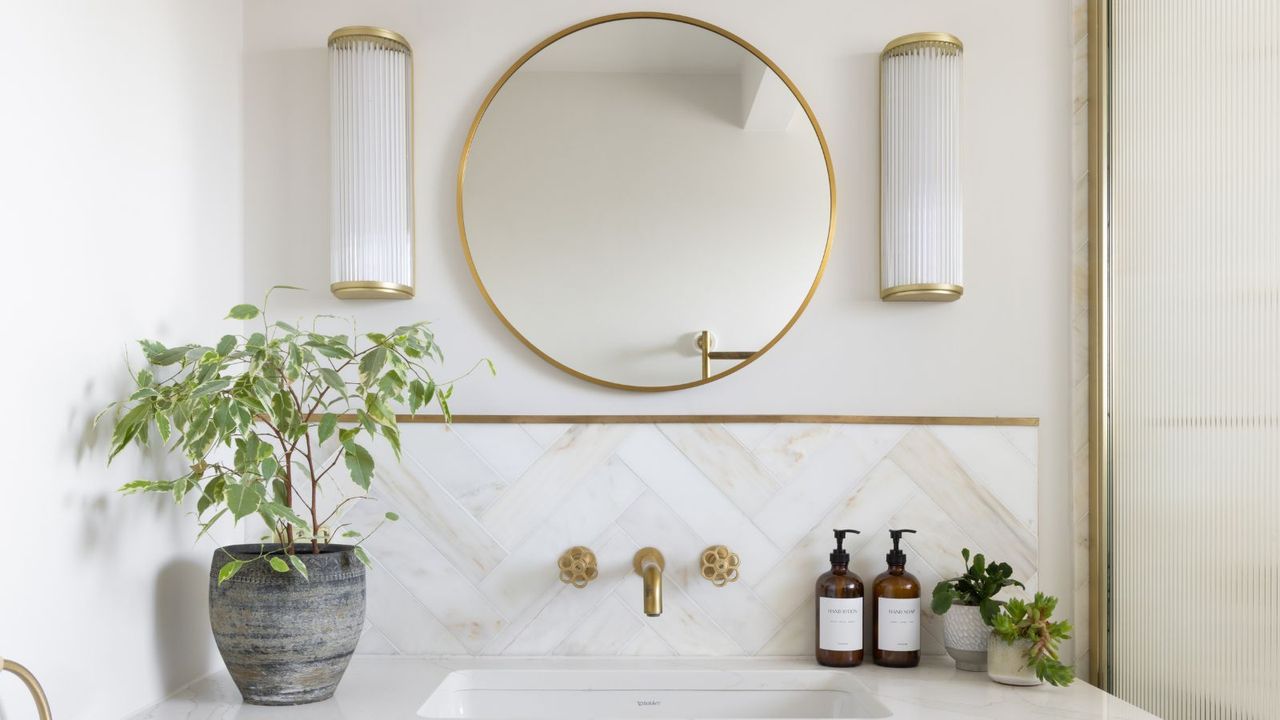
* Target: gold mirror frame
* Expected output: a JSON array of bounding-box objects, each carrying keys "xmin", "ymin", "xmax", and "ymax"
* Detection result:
[{"xmin": 456, "ymin": 12, "xmax": 837, "ymax": 392}]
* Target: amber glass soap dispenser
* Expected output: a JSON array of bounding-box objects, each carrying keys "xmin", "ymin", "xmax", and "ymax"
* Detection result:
[
  {"xmin": 816, "ymin": 528, "xmax": 864, "ymax": 667},
  {"xmin": 873, "ymin": 528, "xmax": 921, "ymax": 668}
]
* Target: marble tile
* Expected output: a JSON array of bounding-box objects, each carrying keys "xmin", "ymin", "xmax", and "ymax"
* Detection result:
[
  {"xmin": 614, "ymin": 426, "xmax": 781, "ymax": 584},
  {"xmin": 723, "ymin": 422, "xmax": 781, "ymax": 451},
  {"xmin": 373, "ymin": 445, "xmax": 506, "ymax": 585},
  {"xmin": 499, "ymin": 526, "xmax": 634, "ymax": 655},
  {"xmin": 355, "ymin": 420, "xmax": 1038, "ymax": 658},
  {"xmin": 478, "ymin": 457, "xmax": 644, "ymax": 620},
  {"xmin": 618, "ymin": 625, "xmax": 676, "ymax": 656},
  {"xmin": 345, "ymin": 497, "xmax": 506, "ymax": 653},
  {"xmin": 555, "ymin": 594, "xmax": 643, "ymax": 656},
  {"xmin": 658, "ymin": 423, "xmax": 780, "ymax": 515},
  {"xmin": 752, "ymin": 426, "xmax": 908, "ymax": 551},
  {"xmin": 520, "ymin": 422, "xmax": 572, "ymax": 449},
  {"xmin": 482, "ymin": 424, "xmax": 634, "ymax": 548},
  {"xmin": 365, "ymin": 561, "xmax": 468, "ymax": 655},
  {"xmin": 400, "ymin": 424, "xmax": 508, "ymax": 516},
  {"xmin": 888, "ymin": 429, "xmax": 1037, "ymax": 579},
  {"xmin": 450, "ymin": 422, "xmax": 544, "ymax": 484},
  {"xmin": 928, "ymin": 425, "xmax": 1038, "ymax": 533},
  {"xmin": 753, "ymin": 459, "xmax": 916, "ymax": 619}
]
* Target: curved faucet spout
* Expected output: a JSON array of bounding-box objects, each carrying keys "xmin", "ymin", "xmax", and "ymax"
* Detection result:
[{"xmin": 633, "ymin": 547, "xmax": 665, "ymax": 617}]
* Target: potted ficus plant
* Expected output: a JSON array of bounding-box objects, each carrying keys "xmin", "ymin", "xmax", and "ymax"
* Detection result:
[
  {"xmin": 987, "ymin": 592, "xmax": 1075, "ymax": 686},
  {"xmin": 101, "ymin": 288, "xmax": 490, "ymax": 705},
  {"xmin": 931, "ymin": 548, "xmax": 1025, "ymax": 671}
]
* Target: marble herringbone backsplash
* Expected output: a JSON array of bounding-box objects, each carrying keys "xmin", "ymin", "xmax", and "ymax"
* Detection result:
[{"xmin": 339, "ymin": 420, "xmax": 1038, "ymax": 657}]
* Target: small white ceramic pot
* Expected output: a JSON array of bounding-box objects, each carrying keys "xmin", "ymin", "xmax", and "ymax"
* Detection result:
[
  {"xmin": 986, "ymin": 634, "xmax": 1042, "ymax": 686},
  {"xmin": 942, "ymin": 604, "xmax": 989, "ymax": 671}
]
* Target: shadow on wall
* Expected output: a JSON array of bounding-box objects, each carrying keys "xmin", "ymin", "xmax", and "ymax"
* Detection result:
[{"xmin": 155, "ymin": 558, "xmax": 215, "ymax": 692}]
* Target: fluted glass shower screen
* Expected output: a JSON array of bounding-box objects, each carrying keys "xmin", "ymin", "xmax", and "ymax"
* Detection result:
[{"xmin": 1107, "ymin": 1, "xmax": 1280, "ymax": 718}]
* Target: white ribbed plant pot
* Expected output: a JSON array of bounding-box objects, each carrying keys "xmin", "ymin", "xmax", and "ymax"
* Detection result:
[
  {"xmin": 986, "ymin": 635, "xmax": 1042, "ymax": 686},
  {"xmin": 942, "ymin": 604, "xmax": 989, "ymax": 671}
]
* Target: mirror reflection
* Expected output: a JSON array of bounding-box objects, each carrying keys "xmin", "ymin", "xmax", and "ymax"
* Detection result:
[{"xmin": 461, "ymin": 16, "xmax": 833, "ymax": 389}]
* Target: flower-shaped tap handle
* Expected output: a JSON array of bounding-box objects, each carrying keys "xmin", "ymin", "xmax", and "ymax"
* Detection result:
[
  {"xmin": 557, "ymin": 546, "xmax": 599, "ymax": 588},
  {"xmin": 700, "ymin": 545, "xmax": 740, "ymax": 587}
]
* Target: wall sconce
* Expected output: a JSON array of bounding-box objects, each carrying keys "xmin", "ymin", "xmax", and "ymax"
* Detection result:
[
  {"xmin": 328, "ymin": 26, "xmax": 415, "ymax": 300},
  {"xmin": 880, "ymin": 32, "xmax": 963, "ymax": 302}
]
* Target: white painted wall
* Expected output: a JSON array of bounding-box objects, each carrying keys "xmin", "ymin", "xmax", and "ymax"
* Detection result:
[
  {"xmin": 245, "ymin": 0, "xmax": 1072, "ymax": 661},
  {"xmin": 0, "ymin": 1, "xmax": 244, "ymax": 718}
]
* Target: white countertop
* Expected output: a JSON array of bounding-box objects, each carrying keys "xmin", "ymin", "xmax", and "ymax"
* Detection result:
[{"xmin": 128, "ymin": 656, "xmax": 1157, "ymax": 720}]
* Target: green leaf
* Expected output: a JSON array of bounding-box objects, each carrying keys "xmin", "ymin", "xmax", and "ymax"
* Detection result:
[
  {"xmin": 317, "ymin": 412, "xmax": 338, "ymax": 445},
  {"xmin": 193, "ymin": 378, "xmax": 231, "ymax": 397},
  {"xmin": 260, "ymin": 500, "xmax": 308, "ymax": 530},
  {"xmin": 146, "ymin": 344, "xmax": 195, "ymax": 366},
  {"xmin": 342, "ymin": 530, "xmax": 362, "ymax": 538},
  {"xmin": 319, "ymin": 368, "xmax": 347, "ymax": 397},
  {"xmin": 227, "ymin": 304, "xmax": 260, "ymax": 320},
  {"xmin": 137, "ymin": 369, "xmax": 154, "ymax": 387},
  {"xmin": 225, "ymin": 481, "xmax": 265, "ymax": 521},
  {"xmin": 217, "ymin": 559, "xmax": 248, "ymax": 585},
  {"xmin": 385, "ymin": 511, "xmax": 400, "ymax": 521},
  {"xmin": 216, "ymin": 334, "xmax": 237, "ymax": 356},
  {"xmin": 109, "ymin": 403, "xmax": 151, "ymax": 461},
  {"xmin": 353, "ymin": 546, "xmax": 372, "ymax": 568},
  {"xmin": 343, "ymin": 441, "xmax": 374, "ymax": 490},
  {"xmin": 288, "ymin": 553, "xmax": 309, "ymax": 580},
  {"xmin": 268, "ymin": 556, "xmax": 290, "ymax": 573},
  {"xmin": 358, "ymin": 347, "xmax": 387, "ymax": 386},
  {"xmin": 484, "ymin": 358, "xmax": 497, "ymax": 376},
  {"xmin": 275, "ymin": 321, "xmax": 299, "ymax": 335}
]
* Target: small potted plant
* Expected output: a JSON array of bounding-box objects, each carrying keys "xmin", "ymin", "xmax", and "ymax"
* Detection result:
[
  {"xmin": 988, "ymin": 592, "xmax": 1075, "ymax": 686},
  {"xmin": 101, "ymin": 288, "xmax": 490, "ymax": 705},
  {"xmin": 931, "ymin": 548, "xmax": 1025, "ymax": 671}
]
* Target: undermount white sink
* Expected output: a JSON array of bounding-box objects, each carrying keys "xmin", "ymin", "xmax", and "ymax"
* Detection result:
[{"xmin": 417, "ymin": 668, "xmax": 892, "ymax": 719}]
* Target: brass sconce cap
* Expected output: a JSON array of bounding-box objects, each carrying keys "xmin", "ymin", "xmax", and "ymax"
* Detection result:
[
  {"xmin": 700, "ymin": 545, "xmax": 740, "ymax": 587},
  {"xmin": 328, "ymin": 25, "xmax": 412, "ymax": 53},
  {"xmin": 557, "ymin": 546, "xmax": 598, "ymax": 588},
  {"xmin": 330, "ymin": 281, "xmax": 415, "ymax": 300},
  {"xmin": 882, "ymin": 32, "xmax": 963, "ymax": 57}
]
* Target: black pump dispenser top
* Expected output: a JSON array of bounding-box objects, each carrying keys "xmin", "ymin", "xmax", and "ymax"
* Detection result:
[
  {"xmin": 830, "ymin": 528, "xmax": 860, "ymax": 565},
  {"xmin": 886, "ymin": 528, "xmax": 917, "ymax": 567}
]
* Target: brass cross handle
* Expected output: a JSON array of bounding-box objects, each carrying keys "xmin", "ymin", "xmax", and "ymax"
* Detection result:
[
  {"xmin": 700, "ymin": 545, "xmax": 740, "ymax": 587},
  {"xmin": 1, "ymin": 657, "xmax": 52, "ymax": 720},
  {"xmin": 557, "ymin": 546, "xmax": 598, "ymax": 588}
]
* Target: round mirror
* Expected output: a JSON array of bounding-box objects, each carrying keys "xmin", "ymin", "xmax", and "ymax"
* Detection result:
[{"xmin": 459, "ymin": 13, "xmax": 834, "ymax": 390}]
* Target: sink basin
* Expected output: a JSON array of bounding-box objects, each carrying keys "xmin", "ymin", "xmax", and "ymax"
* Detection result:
[{"xmin": 418, "ymin": 668, "xmax": 892, "ymax": 719}]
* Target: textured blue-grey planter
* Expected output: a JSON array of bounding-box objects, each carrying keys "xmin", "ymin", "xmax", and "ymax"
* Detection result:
[{"xmin": 208, "ymin": 544, "xmax": 365, "ymax": 705}]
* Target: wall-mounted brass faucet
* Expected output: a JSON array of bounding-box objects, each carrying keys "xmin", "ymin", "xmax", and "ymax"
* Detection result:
[{"xmin": 633, "ymin": 547, "xmax": 665, "ymax": 616}]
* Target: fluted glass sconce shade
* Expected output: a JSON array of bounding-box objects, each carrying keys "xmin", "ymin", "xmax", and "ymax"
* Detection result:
[
  {"xmin": 880, "ymin": 33, "xmax": 963, "ymax": 302},
  {"xmin": 328, "ymin": 26, "xmax": 414, "ymax": 300}
]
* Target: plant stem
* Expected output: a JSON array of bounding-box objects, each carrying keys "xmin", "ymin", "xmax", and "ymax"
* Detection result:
[
  {"xmin": 305, "ymin": 431, "xmax": 320, "ymax": 554},
  {"xmin": 283, "ymin": 448, "xmax": 294, "ymax": 554}
]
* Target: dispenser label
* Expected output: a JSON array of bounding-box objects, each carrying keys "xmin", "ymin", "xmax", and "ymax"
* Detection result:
[
  {"xmin": 877, "ymin": 598, "xmax": 920, "ymax": 651},
  {"xmin": 818, "ymin": 597, "xmax": 863, "ymax": 651}
]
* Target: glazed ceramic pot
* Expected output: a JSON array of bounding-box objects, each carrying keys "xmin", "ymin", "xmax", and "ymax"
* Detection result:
[
  {"xmin": 208, "ymin": 544, "xmax": 365, "ymax": 705},
  {"xmin": 942, "ymin": 604, "xmax": 989, "ymax": 671},
  {"xmin": 986, "ymin": 634, "xmax": 1041, "ymax": 686}
]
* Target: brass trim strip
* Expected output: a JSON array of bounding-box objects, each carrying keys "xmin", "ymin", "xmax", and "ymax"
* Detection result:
[
  {"xmin": 1, "ymin": 659, "xmax": 52, "ymax": 720},
  {"xmin": 330, "ymin": 281, "xmax": 415, "ymax": 300},
  {"xmin": 881, "ymin": 32, "xmax": 964, "ymax": 57},
  {"xmin": 327, "ymin": 25, "xmax": 412, "ymax": 53},
  {"xmin": 334, "ymin": 413, "xmax": 1039, "ymax": 426},
  {"xmin": 880, "ymin": 283, "xmax": 964, "ymax": 302},
  {"xmin": 1086, "ymin": 0, "xmax": 1111, "ymax": 691},
  {"xmin": 457, "ymin": 12, "xmax": 836, "ymax": 392}
]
